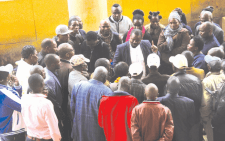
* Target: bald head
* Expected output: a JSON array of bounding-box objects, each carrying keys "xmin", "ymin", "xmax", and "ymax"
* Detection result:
[
  {"xmin": 100, "ymin": 20, "xmax": 110, "ymax": 26},
  {"xmin": 44, "ymin": 54, "xmax": 60, "ymax": 71},
  {"xmin": 28, "ymin": 73, "xmax": 44, "ymax": 93},
  {"xmin": 99, "ymin": 20, "xmax": 111, "ymax": 36},
  {"xmin": 167, "ymin": 76, "xmax": 180, "ymax": 94},
  {"xmin": 182, "ymin": 50, "xmax": 194, "ymax": 67},
  {"xmin": 41, "ymin": 38, "xmax": 57, "ymax": 54},
  {"xmin": 95, "ymin": 58, "xmax": 110, "ymax": 71},
  {"xmin": 111, "ymin": 4, "xmax": 122, "ymax": 22},
  {"xmin": 93, "ymin": 66, "xmax": 108, "ymax": 83},
  {"xmin": 200, "ymin": 11, "xmax": 213, "ymax": 23},
  {"xmin": 58, "ymin": 43, "xmax": 74, "ymax": 59},
  {"xmin": 30, "ymin": 65, "xmax": 46, "ymax": 79},
  {"xmin": 207, "ymin": 47, "xmax": 224, "ymax": 59},
  {"xmin": 117, "ymin": 76, "xmax": 131, "ymax": 93},
  {"xmin": 145, "ymin": 83, "xmax": 158, "ymax": 100},
  {"xmin": 199, "ymin": 22, "xmax": 213, "ymax": 38}
]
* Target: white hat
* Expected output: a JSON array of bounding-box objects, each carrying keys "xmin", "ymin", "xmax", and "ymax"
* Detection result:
[
  {"xmin": 169, "ymin": 54, "xmax": 188, "ymax": 69},
  {"xmin": 55, "ymin": 25, "xmax": 72, "ymax": 35},
  {"xmin": 147, "ymin": 53, "xmax": 160, "ymax": 68},
  {"xmin": 168, "ymin": 11, "xmax": 181, "ymax": 22},
  {"xmin": 0, "ymin": 64, "xmax": 13, "ymax": 74},
  {"xmin": 129, "ymin": 63, "xmax": 143, "ymax": 76},
  {"xmin": 204, "ymin": 55, "xmax": 221, "ymax": 63},
  {"xmin": 70, "ymin": 54, "xmax": 90, "ymax": 66}
]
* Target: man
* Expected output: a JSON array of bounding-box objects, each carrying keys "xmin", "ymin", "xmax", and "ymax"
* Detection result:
[
  {"xmin": 129, "ymin": 63, "xmax": 146, "ymax": 103},
  {"xmin": 187, "ymin": 36, "xmax": 208, "ymax": 73},
  {"xmin": 69, "ymin": 15, "xmax": 86, "ymax": 39},
  {"xmin": 200, "ymin": 55, "xmax": 225, "ymax": 141},
  {"xmin": 208, "ymin": 47, "xmax": 224, "ymax": 59},
  {"xmin": 29, "ymin": 65, "xmax": 66, "ymax": 141},
  {"xmin": 53, "ymin": 24, "xmax": 75, "ymax": 48},
  {"xmin": 16, "ymin": 45, "xmax": 38, "ymax": 96},
  {"xmin": 70, "ymin": 66, "xmax": 112, "ymax": 141},
  {"xmin": 106, "ymin": 4, "xmax": 133, "ymax": 38},
  {"xmin": 195, "ymin": 11, "xmax": 224, "ymax": 44},
  {"xmin": 113, "ymin": 29, "xmax": 158, "ymax": 78},
  {"xmin": 38, "ymin": 38, "xmax": 58, "ymax": 67},
  {"xmin": 97, "ymin": 20, "xmax": 122, "ymax": 61},
  {"xmin": 0, "ymin": 64, "xmax": 25, "ymax": 141},
  {"xmin": 157, "ymin": 77, "xmax": 195, "ymax": 141},
  {"xmin": 98, "ymin": 76, "xmax": 139, "ymax": 141},
  {"xmin": 131, "ymin": 83, "xmax": 174, "ymax": 141},
  {"xmin": 169, "ymin": 54, "xmax": 202, "ymax": 141},
  {"xmin": 142, "ymin": 53, "xmax": 170, "ymax": 97},
  {"xmin": 21, "ymin": 74, "xmax": 61, "ymax": 141},
  {"xmin": 81, "ymin": 31, "xmax": 110, "ymax": 73},
  {"xmin": 68, "ymin": 54, "xmax": 89, "ymax": 102},
  {"xmin": 198, "ymin": 22, "xmax": 220, "ymax": 55},
  {"xmin": 182, "ymin": 50, "xmax": 205, "ymax": 80},
  {"xmin": 57, "ymin": 43, "xmax": 75, "ymax": 141}
]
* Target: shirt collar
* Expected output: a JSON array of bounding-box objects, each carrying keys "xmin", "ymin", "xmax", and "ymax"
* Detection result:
[
  {"xmin": 27, "ymin": 93, "xmax": 47, "ymax": 98},
  {"xmin": 110, "ymin": 15, "xmax": 123, "ymax": 23},
  {"xmin": 129, "ymin": 42, "xmax": 140, "ymax": 50},
  {"xmin": 143, "ymin": 100, "xmax": 161, "ymax": 104},
  {"xmin": 60, "ymin": 59, "xmax": 70, "ymax": 64},
  {"xmin": 0, "ymin": 84, "xmax": 11, "ymax": 90}
]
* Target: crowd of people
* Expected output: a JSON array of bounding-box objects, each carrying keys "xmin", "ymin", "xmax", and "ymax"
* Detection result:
[{"xmin": 1, "ymin": 3, "xmax": 225, "ymax": 141}]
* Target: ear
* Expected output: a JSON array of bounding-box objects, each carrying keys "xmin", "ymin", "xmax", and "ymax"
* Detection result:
[{"xmin": 66, "ymin": 52, "xmax": 70, "ymax": 58}]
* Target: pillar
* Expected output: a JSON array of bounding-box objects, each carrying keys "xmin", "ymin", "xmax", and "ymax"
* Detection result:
[{"xmin": 67, "ymin": 0, "xmax": 108, "ymax": 32}]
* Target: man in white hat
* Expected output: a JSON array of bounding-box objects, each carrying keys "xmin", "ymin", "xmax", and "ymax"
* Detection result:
[
  {"xmin": 169, "ymin": 54, "xmax": 203, "ymax": 141},
  {"xmin": 200, "ymin": 55, "xmax": 225, "ymax": 141},
  {"xmin": 129, "ymin": 63, "xmax": 146, "ymax": 103},
  {"xmin": 142, "ymin": 53, "xmax": 170, "ymax": 97},
  {"xmin": 53, "ymin": 24, "xmax": 75, "ymax": 48},
  {"xmin": 0, "ymin": 64, "xmax": 26, "ymax": 141}
]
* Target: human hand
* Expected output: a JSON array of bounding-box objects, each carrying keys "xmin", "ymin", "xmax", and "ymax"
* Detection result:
[{"xmin": 151, "ymin": 41, "xmax": 158, "ymax": 53}]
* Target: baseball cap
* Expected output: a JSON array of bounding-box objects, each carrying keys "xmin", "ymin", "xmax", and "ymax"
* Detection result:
[
  {"xmin": 55, "ymin": 25, "xmax": 72, "ymax": 35},
  {"xmin": 0, "ymin": 64, "xmax": 13, "ymax": 74},
  {"xmin": 169, "ymin": 54, "xmax": 188, "ymax": 69},
  {"xmin": 129, "ymin": 63, "xmax": 143, "ymax": 76},
  {"xmin": 70, "ymin": 54, "xmax": 90, "ymax": 66},
  {"xmin": 204, "ymin": 55, "xmax": 221, "ymax": 63},
  {"xmin": 147, "ymin": 53, "xmax": 160, "ymax": 68}
]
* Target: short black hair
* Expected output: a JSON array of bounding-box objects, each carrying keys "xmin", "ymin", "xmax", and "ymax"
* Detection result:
[
  {"xmin": 41, "ymin": 38, "xmax": 53, "ymax": 49},
  {"xmin": 44, "ymin": 54, "xmax": 59, "ymax": 67},
  {"xmin": 112, "ymin": 3, "xmax": 120, "ymax": 7},
  {"xmin": 21, "ymin": 45, "xmax": 36, "ymax": 59},
  {"xmin": 86, "ymin": 31, "xmax": 98, "ymax": 41},
  {"xmin": 132, "ymin": 9, "xmax": 144, "ymax": 23},
  {"xmin": 95, "ymin": 58, "xmax": 110, "ymax": 69},
  {"xmin": 68, "ymin": 18, "xmax": 79, "ymax": 27},
  {"xmin": 28, "ymin": 73, "xmax": 44, "ymax": 92},
  {"xmin": 114, "ymin": 62, "xmax": 129, "ymax": 77},
  {"xmin": 0, "ymin": 71, "xmax": 9, "ymax": 81},
  {"xmin": 148, "ymin": 11, "xmax": 162, "ymax": 20},
  {"xmin": 193, "ymin": 36, "xmax": 204, "ymax": 51},
  {"xmin": 131, "ymin": 29, "xmax": 142, "ymax": 37}
]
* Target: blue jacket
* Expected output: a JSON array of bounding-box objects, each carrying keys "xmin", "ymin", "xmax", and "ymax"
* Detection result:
[
  {"xmin": 44, "ymin": 68, "xmax": 63, "ymax": 106},
  {"xmin": 201, "ymin": 34, "xmax": 220, "ymax": 55},
  {"xmin": 157, "ymin": 94, "xmax": 195, "ymax": 141},
  {"xmin": 79, "ymin": 29, "xmax": 86, "ymax": 40},
  {"xmin": 0, "ymin": 84, "xmax": 22, "ymax": 133},
  {"xmin": 70, "ymin": 79, "xmax": 112, "ymax": 141},
  {"xmin": 113, "ymin": 40, "xmax": 155, "ymax": 67},
  {"xmin": 193, "ymin": 53, "xmax": 208, "ymax": 74}
]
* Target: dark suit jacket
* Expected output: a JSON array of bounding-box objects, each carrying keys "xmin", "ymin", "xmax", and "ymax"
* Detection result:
[
  {"xmin": 57, "ymin": 59, "xmax": 73, "ymax": 113},
  {"xmin": 113, "ymin": 40, "xmax": 155, "ymax": 68},
  {"xmin": 79, "ymin": 29, "xmax": 86, "ymax": 40}
]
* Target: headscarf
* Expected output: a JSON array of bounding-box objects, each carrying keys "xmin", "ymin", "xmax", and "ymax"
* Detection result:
[{"xmin": 164, "ymin": 11, "xmax": 183, "ymax": 51}]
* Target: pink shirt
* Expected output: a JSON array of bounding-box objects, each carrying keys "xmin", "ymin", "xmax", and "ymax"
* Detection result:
[{"xmin": 21, "ymin": 94, "xmax": 61, "ymax": 141}]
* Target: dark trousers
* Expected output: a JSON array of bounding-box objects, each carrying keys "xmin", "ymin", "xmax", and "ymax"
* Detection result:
[
  {"xmin": 26, "ymin": 137, "xmax": 53, "ymax": 141},
  {"xmin": 0, "ymin": 132, "xmax": 26, "ymax": 141}
]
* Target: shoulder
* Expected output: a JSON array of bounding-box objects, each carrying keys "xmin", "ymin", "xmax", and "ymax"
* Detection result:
[
  {"xmin": 122, "ymin": 16, "xmax": 132, "ymax": 22},
  {"xmin": 145, "ymin": 23, "xmax": 151, "ymax": 29},
  {"xmin": 159, "ymin": 23, "xmax": 166, "ymax": 29},
  {"xmin": 140, "ymin": 40, "xmax": 151, "ymax": 47},
  {"xmin": 179, "ymin": 28, "xmax": 189, "ymax": 34},
  {"xmin": 178, "ymin": 96, "xmax": 195, "ymax": 104},
  {"xmin": 117, "ymin": 42, "xmax": 129, "ymax": 49}
]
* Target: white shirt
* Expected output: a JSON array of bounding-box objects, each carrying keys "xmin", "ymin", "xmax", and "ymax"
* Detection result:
[
  {"xmin": 129, "ymin": 43, "xmax": 146, "ymax": 77},
  {"xmin": 16, "ymin": 59, "xmax": 32, "ymax": 95}
]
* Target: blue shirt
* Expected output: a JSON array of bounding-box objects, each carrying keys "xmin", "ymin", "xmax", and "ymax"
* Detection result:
[
  {"xmin": 70, "ymin": 79, "xmax": 112, "ymax": 141},
  {"xmin": 0, "ymin": 84, "xmax": 22, "ymax": 133},
  {"xmin": 193, "ymin": 53, "xmax": 208, "ymax": 73},
  {"xmin": 201, "ymin": 35, "xmax": 220, "ymax": 55}
]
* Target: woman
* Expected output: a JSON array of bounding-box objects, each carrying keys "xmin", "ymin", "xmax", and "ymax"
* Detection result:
[
  {"xmin": 145, "ymin": 11, "xmax": 165, "ymax": 45},
  {"xmin": 157, "ymin": 11, "xmax": 190, "ymax": 75},
  {"xmin": 123, "ymin": 9, "xmax": 152, "ymax": 43},
  {"xmin": 68, "ymin": 18, "xmax": 84, "ymax": 54}
]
